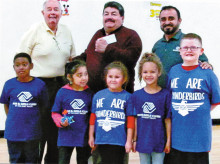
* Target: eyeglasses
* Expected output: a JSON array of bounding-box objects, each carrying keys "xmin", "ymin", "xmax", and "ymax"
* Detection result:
[{"xmin": 180, "ymin": 46, "xmax": 201, "ymax": 51}]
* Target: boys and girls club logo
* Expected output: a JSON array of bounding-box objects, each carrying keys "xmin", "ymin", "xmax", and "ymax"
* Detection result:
[
  {"xmin": 70, "ymin": 99, "xmax": 85, "ymax": 109},
  {"xmin": 17, "ymin": 91, "xmax": 33, "ymax": 102},
  {"xmin": 142, "ymin": 102, "xmax": 156, "ymax": 114}
]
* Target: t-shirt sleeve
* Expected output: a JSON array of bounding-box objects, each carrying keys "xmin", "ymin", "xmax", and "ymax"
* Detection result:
[
  {"xmin": 125, "ymin": 95, "xmax": 136, "ymax": 116},
  {"xmin": 210, "ymin": 72, "xmax": 220, "ymax": 104},
  {"xmin": 91, "ymin": 94, "xmax": 97, "ymax": 114},
  {"xmin": 167, "ymin": 67, "xmax": 175, "ymax": 90},
  {"xmin": 51, "ymin": 90, "xmax": 63, "ymax": 113},
  {"xmin": 0, "ymin": 82, "xmax": 9, "ymax": 105},
  {"xmin": 16, "ymin": 23, "xmax": 37, "ymax": 55},
  {"xmin": 165, "ymin": 90, "xmax": 172, "ymax": 118}
]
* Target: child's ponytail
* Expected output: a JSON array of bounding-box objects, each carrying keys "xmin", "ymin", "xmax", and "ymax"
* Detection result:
[{"xmin": 138, "ymin": 52, "xmax": 163, "ymax": 82}]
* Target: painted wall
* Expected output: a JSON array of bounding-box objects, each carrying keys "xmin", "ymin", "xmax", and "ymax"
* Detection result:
[{"xmin": 0, "ymin": 0, "xmax": 220, "ymax": 130}]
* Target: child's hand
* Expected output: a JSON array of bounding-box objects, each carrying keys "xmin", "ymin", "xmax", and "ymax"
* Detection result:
[
  {"xmin": 88, "ymin": 137, "xmax": 95, "ymax": 148},
  {"xmin": 60, "ymin": 118, "xmax": 69, "ymax": 127},
  {"xmin": 91, "ymin": 145, "xmax": 97, "ymax": 153},
  {"xmin": 132, "ymin": 141, "xmax": 137, "ymax": 153},
  {"xmin": 88, "ymin": 137, "xmax": 96, "ymax": 153},
  {"xmin": 125, "ymin": 141, "xmax": 132, "ymax": 153},
  {"xmin": 164, "ymin": 142, "xmax": 171, "ymax": 154}
]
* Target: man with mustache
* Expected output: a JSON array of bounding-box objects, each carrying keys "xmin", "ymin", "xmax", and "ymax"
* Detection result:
[
  {"xmin": 75, "ymin": 1, "xmax": 142, "ymax": 164},
  {"xmin": 76, "ymin": 1, "xmax": 142, "ymax": 94},
  {"xmin": 17, "ymin": 0, "xmax": 75, "ymax": 163},
  {"xmin": 152, "ymin": 6, "xmax": 211, "ymax": 88}
]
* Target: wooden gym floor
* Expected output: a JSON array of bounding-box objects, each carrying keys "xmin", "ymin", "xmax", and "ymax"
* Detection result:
[{"xmin": 0, "ymin": 125, "xmax": 220, "ymax": 164}]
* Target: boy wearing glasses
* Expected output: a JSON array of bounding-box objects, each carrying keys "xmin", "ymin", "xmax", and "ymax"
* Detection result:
[
  {"xmin": 153, "ymin": 6, "xmax": 212, "ymax": 88},
  {"xmin": 167, "ymin": 33, "xmax": 220, "ymax": 164}
]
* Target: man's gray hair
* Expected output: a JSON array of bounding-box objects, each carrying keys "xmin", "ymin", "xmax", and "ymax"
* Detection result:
[{"xmin": 43, "ymin": 0, "xmax": 62, "ymax": 10}]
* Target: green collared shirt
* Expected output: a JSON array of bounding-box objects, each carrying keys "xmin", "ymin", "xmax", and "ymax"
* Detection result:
[{"xmin": 152, "ymin": 30, "xmax": 208, "ymax": 88}]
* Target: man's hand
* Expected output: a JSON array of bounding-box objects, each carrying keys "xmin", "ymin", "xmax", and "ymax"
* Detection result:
[
  {"xmin": 200, "ymin": 61, "xmax": 213, "ymax": 70},
  {"xmin": 95, "ymin": 38, "xmax": 108, "ymax": 53}
]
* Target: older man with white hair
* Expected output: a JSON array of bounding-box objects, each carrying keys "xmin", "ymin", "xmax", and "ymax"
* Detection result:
[{"xmin": 17, "ymin": 0, "xmax": 75, "ymax": 163}]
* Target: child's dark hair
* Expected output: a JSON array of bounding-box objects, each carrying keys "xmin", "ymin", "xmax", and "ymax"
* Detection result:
[
  {"xmin": 138, "ymin": 53, "xmax": 163, "ymax": 82},
  {"xmin": 14, "ymin": 53, "xmax": 32, "ymax": 64},
  {"xmin": 65, "ymin": 60, "xmax": 86, "ymax": 83},
  {"xmin": 104, "ymin": 61, "xmax": 129, "ymax": 89},
  {"xmin": 181, "ymin": 33, "xmax": 202, "ymax": 45}
]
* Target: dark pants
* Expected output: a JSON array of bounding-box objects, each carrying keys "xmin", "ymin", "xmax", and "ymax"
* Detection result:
[
  {"xmin": 7, "ymin": 140, "xmax": 39, "ymax": 164},
  {"xmin": 58, "ymin": 146, "xmax": 91, "ymax": 164},
  {"xmin": 165, "ymin": 148, "xmax": 209, "ymax": 164},
  {"xmin": 92, "ymin": 147, "xmax": 128, "ymax": 164},
  {"xmin": 39, "ymin": 77, "xmax": 64, "ymax": 164},
  {"xmin": 98, "ymin": 145, "xmax": 126, "ymax": 164}
]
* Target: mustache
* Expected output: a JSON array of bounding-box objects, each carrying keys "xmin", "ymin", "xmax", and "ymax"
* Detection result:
[
  {"xmin": 105, "ymin": 19, "xmax": 115, "ymax": 23},
  {"xmin": 163, "ymin": 24, "xmax": 173, "ymax": 28}
]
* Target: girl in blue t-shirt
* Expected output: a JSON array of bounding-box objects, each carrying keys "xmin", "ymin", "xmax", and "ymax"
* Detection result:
[
  {"xmin": 88, "ymin": 61, "xmax": 134, "ymax": 164},
  {"xmin": 0, "ymin": 53, "xmax": 48, "ymax": 163},
  {"xmin": 51, "ymin": 60, "xmax": 93, "ymax": 164},
  {"xmin": 131, "ymin": 53, "xmax": 171, "ymax": 164}
]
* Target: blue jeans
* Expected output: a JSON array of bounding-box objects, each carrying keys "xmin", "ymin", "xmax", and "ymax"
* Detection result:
[
  {"xmin": 7, "ymin": 140, "xmax": 39, "ymax": 164},
  {"xmin": 139, "ymin": 152, "xmax": 165, "ymax": 164}
]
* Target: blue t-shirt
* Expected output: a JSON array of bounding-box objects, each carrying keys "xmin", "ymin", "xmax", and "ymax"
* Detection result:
[
  {"xmin": 92, "ymin": 88, "xmax": 131, "ymax": 146},
  {"xmin": 128, "ymin": 88, "xmax": 171, "ymax": 153},
  {"xmin": 152, "ymin": 30, "xmax": 208, "ymax": 88},
  {"xmin": 52, "ymin": 87, "xmax": 93, "ymax": 147},
  {"xmin": 0, "ymin": 77, "xmax": 48, "ymax": 141},
  {"xmin": 168, "ymin": 64, "xmax": 220, "ymax": 152}
]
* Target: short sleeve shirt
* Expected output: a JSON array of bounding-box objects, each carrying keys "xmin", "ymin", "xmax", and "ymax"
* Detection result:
[
  {"xmin": 17, "ymin": 22, "xmax": 76, "ymax": 77},
  {"xmin": 168, "ymin": 64, "xmax": 220, "ymax": 152},
  {"xmin": 52, "ymin": 87, "xmax": 93, "ymax": 147},
  {"xmin": 152, "ymin": 30, "xmax": 208, "ymax": 88},
  {"xmin": 0, "ymin": 77, "xmax": 48, "ymax": 141},
  {"xmin": 128, "ymin": 88, "xmax": 171, "ymax": 153},
  {"xmin": 91, "ymin": 89, "xmax": 131, "ymax": 146}
]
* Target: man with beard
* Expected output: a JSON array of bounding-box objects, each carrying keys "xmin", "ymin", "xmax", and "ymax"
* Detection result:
[
  {"xmin": 152, "ymin": 6, "xmax": 211, "ymax": 88},
  {"xmin": 76, "ymin": 1, "xmax": 142, "ymax": 94}
]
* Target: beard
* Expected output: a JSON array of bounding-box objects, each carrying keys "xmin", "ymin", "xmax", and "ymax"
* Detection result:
[{"xmin": 161, "ymin": 24, "xmax": 179, "ymax": 35}]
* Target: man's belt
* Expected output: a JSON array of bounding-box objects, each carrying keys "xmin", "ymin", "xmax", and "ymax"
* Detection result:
[{"xmin": 39, "ymin": 76, "xmax": 63, "ymax": 82}]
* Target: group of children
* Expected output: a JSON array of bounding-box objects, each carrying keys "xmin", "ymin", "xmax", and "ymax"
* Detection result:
[{"xmin": 1, "ymin": 33, "xmax": 220, "ymax": 164}]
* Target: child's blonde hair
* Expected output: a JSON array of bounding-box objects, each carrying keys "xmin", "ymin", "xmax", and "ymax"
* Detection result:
[
  {"xmin": 138, "ymin": 52, "xmax": 163, "ymax": 82},
  {"xmin": 104, "ymin": 61, "xmax": 129, "ymax": 89}
]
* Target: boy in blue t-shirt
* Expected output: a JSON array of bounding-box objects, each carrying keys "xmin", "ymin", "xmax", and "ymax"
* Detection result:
[
  {"xmin": 167, "ymin": 33, "xmax": 220, "ymax": 164},
  {"xmin": 0, "ymin": 53, "xmax": 48, "ymax": 163}
]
